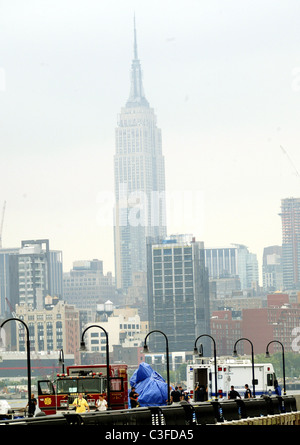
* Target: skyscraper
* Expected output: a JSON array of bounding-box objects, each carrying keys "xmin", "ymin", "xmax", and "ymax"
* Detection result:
[
  {"xmin": 114, "ymin": 20, "xmax": 167, "ymax": 291},
  {"xmin": 147, "ymin": 235, "xmax": 210, "ymax": 353},
  {"xmin": 280, "ymin": 197, "xmax": 300, "ymax": 289}
]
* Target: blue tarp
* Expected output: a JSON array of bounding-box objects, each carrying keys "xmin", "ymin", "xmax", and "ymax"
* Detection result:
[{"xmin": 129, "ymin": 362, "xmax": 168, "ymax": 407}]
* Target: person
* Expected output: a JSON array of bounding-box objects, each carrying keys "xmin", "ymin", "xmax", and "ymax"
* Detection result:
[
  {"xmin": 194, "ymin": 385, "xmax": 200, "ymax": 402},
  {"xmin": 73, "ymin": 393, "xmax": 90, "ymax": 413},
  {"xmin": 129, "ymin": 386, "xmax": 139, "ymax": 408},
  {"xmin": 170, "ymin": 386, "xmax": 181, "ymax": 404},
  {"xmin": 178, "ymin": 386, "xmax": 184, "ymax": 401},
  {"xmin": 228, "ymin": 386, "xmax": 241, "ymax": 400},
  {"xmin": 26, "ymin": 393, "xmax": 37, "ymax": 417},
  {"xmin": 183, "ymin": 390, "xmax": 190, "ymax": 402},
  {"xmin": 197, "ymin": 385, "xmax": 206, "ymax": 402},
  {"xmin": 274, "ymin": 380, "xmax": 282, "ymax": 396},
  {"xmin": 96, "ymin": 394, "xmax": 107, "ymax": 411},
  {"xmin": 244, "ymin": 384, "xmax": 252, "ymax": 399}
]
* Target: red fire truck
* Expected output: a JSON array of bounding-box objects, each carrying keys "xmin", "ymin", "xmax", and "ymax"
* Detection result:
[{"xmin": 37, "ymin": 364, "xmax": 128, "ymax": 415}]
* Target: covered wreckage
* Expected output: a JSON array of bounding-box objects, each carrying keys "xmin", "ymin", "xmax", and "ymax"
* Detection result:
[{"xmin": 129, "ymin": 362, "xmax": 168, "ymax": 407}]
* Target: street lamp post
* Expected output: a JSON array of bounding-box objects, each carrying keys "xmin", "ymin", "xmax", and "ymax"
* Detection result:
[
  {"xmin": 80, "ymin": 324, "xmax": 110, "ymax": 409},
  {"xmin": 233, "ymin": 337, "xmax": 256, "ymax": 398},
  {"xmin": 143, "ymin": 330, "xmax": 170, "ymax": 405},
  {"xmin": 58, "ymin": 348, "xmax": 65, "ymax": 374},
  {"xmin": 0, "ymin": 318, "xmax": 32, "ymax": 415},
  {"xmin": 265, "ymin": 340, "xmax": 286, "ymax": 395},
  {"xmin": 194, "ymin": 334, "xmax": 218, "ymax": 400}
]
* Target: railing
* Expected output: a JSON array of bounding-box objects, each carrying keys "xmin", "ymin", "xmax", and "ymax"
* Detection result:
[{"xmin": 0, "ymin": 395, "xmax": 299, "ymax": 426}]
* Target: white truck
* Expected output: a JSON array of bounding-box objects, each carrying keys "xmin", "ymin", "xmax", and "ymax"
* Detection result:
[{"xmin": 186, "ymin": 357, "xmax": 277, "ymax": 400}]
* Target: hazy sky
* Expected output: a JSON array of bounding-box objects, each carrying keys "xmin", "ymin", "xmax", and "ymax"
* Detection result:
[{"xmin": 1, "ymin": 0, "xmax": 300, "ymax": 280}]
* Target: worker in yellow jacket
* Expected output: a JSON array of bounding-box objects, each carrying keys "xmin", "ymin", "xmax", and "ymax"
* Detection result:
[{"xmin": 73, "ymin": 393, "xmax": 90, "ymax": 413}]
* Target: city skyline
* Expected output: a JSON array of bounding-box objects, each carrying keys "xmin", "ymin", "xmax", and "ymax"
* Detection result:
[{"xmin": 1, "ymin": 1, "xmax": 300, "ymax": 279}]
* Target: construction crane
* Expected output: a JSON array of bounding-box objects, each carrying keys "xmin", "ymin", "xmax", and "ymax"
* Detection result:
[
  {"xmin": 0, "ymin": 200, "xmax": 6, "ymax": 249},
  {"xmin": 280, "ymin": 145, "xmax": 300, "ymax": 180}
]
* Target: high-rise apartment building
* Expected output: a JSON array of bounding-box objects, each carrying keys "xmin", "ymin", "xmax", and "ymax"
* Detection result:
[
  {"xmin": 147, "ymin": 235, "xmax": 210, "ymax": 353},
  {"xmin": 280, "ymin": 197, "xmax": 300, "ymax": 290},
  {"xmin": 114, "ymin": 21, "xmax": 167, "ymax": 291},
  {"xmin": 16, "ymin": 240, "xmax": 63, "ymax": 308}
]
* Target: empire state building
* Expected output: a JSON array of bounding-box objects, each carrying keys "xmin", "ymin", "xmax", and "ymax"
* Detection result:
[{"xmin": 114, "ymin": 21, "xmax": 167, "ymax": 291}]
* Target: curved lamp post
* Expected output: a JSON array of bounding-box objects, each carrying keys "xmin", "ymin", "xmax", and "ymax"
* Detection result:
[
  {"xmin": 0, "ymin": 318, "xmax": 32, "ymax": 415},
  {"xmin": 80, "ymin": 324, "xmax": 110, "ymax": 409},
  {"xmin": 143, "ymin": 330, "xmax": 170, "ymax": 405},
  {"xmin": 233, "ymin": 337, "xmax": 256, "ymax": 398},
  {"xmin": 266, "ymin": 340, "xmax": 286, "ymax": 395},
  {"xmin": 194, "ymin": 334, "xmax": 218, "ymax": 400},
  {"xmin": 58, "ymin": 348, "xmax": 65, "ymax": 374}
]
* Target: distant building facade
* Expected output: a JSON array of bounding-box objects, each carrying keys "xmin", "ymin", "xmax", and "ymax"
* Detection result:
[
  {"xmin": 262, "ymin": 245, "xmax": 283, "ymax": 292},
  {"xmin": 82, "ymin": 305, "xmax": 143, "ymax": 355},
  {"xmin": 205, "ymin": 245, "xmax": 259, "ymax": 290},
  {"xmin": 63, "ymin": 259, "xmax": 115, "ymax": 311},
  {"xmin": 211, "ymin": 293, "xmax": 300, "ymax": 355},
  {"xmin": 15, "ymin": 299, "xmax": 80, "ymax": 362}
]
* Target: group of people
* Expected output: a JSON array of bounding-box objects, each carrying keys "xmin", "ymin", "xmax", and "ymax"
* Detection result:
[
  {"xmin": 69, "ymin": 379, "xmax": 284, "ymax": 413},
  {"xmin": 72, "ymin": 393, "xmax": 107, "ymax": 413},
  {"xmin": 170, "ymin": 385, "xmax": 190, "ymax": 404},
  {"xmin": 24, "ymin": 392, "xmax": 107, "ymax": 416},
  {"xmin": 228, "ymin": 384, "xmax": 252, "ymax": 399},
  {"xmin": 228, "ymin": 380, "xmax": 282, "ymax": 399}
]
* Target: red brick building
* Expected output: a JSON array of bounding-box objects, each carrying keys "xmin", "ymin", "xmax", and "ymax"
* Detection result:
[
  {"xmin": 210, "ymin": 310, "xmax": 242, "ymax": 356},
  {"xmin": 210, "ymin": 294, "xmax": 300, "ymax": 356}
]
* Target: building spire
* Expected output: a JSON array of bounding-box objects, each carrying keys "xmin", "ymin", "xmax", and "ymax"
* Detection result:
[
  {"xmin": 126, "ymin": 15, "xmax": 149, "ymax": 108},
  {"xmin": 134, "ymin": 13, "xmax": 138, "ymax": 60}
]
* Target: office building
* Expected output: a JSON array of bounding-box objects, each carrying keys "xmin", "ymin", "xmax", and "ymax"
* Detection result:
[
  {"xmin": 147, "ymin": 235, "xmax": 210, "ymax": 353},
  {"xmin": 114, "ymin": 20, "xmax": 167, "ymax": 292}
]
